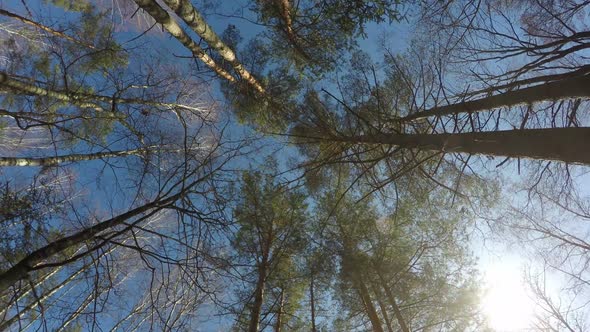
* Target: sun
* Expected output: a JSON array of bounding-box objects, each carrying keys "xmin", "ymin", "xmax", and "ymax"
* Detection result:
[{"xmin": 482, "ymin": 263, "xmax": 536, "ymax": 331}]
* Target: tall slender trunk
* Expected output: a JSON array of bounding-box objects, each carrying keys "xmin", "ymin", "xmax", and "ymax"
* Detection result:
[
  {"xmin": 376, "ymin": 299, "xmax": 394, "ymax": 332},
  {"xmin": 462, "ymin": 65, "xmax": 590, "ymax": 100},
  {"xmin": 402, "ymin": 74, "xmax": 590, "ymax": 122},
  {"xmin": 277, "ymin": 0, "xmax": 295, "ymax": 40},
  {"xmin": 0, "ymin": 144, "xmax": 206, "ymax": 167},
  {"xmin": 110, "ymin": 296, "xmax": 149, "ymax": 331},
  {"xmin": 0, "ymin": 72, "xmax": 206, "ymax": 114},
  {"xmin": 0, "ymin": 245, "xmax": 109, "ymax": 319},
  {"xmin": 162, "ymin": 0, "xmax": 265, "ymax": 94},
  {"xmin": 274, "ymin": 288, "xmax": 284, "ymax": 332},
  {"xmin": 130, "ymin": 316, "xmax": 151, "ymax": 332},
  {"xmin": 310, "ymin": 273, "xmax": 317, "ymax": 332},
  {"xmin": 248, "ymin": 258, "xmax": 268, "ymax": 332},
  {"xmin": 343, "ymin": 250, "xmax": 383, "ymax": 332},
  {"xmin": 335, "ymin": 127, "xmax": 590, "ymax": 165},
  {"xmin": 0, "ymin": 264, "xmax": 59, "ymax": 310},
  {"xmin": 56, "ymin": 274, "xmax": 129, "ymax": 332},
  {"xmin": 132, "ymin": 0, "xmax": 236, "ymax": 83},
  {"xmin": 0, "ymin": 72, "xmax": 102, "ymax": 110},
  {"xmin": 0, "ymin": 148, "xmax": 149, "ymax": 167},
  {"xmin": 353, "ymin": 274, "xmax": 385, "ymax": 332},
  {"xmin": 376, "ymin": 270, "xmax": 409, "ymax": 332},
  {"xmin": 370, "ymin": 281, "xmax": 394, "ymax": 332},
  {"xmin": 0, "ymin": 187, "xmax": 188, "ymax": 293},
  {"xmin": 274, "ymin": 0, "xmax": 311, "ymax": 61},
  {"xmin": 0, "ymin": 261, "xmax": 89, "ymax": 330},
  {"xmin": 0, "ymin": 9, "xmax": 95, "ymax": 49},
  {"xmin": 249, "ymin": 221, "xmax": 274, "ymax": 332}
]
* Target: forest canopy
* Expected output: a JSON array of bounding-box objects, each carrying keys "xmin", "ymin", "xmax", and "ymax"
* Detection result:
[{"xmin": 1, "ymin": 0, "xmax": 590, "ymax": 331}]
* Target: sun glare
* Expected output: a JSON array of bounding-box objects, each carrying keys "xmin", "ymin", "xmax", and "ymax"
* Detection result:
[{"xmin": 482, "ymin": 263, "xmax": 535, "ymax": 331}]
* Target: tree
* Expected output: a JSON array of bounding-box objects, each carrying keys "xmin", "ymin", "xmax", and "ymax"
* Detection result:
[
  {"xmin": 131, "ymin": 0, "xmax": 240, "ymax": 84},
  {"xmin": 229, "ymin": 166, "xmax": 308, "ymax": 332},
  {"xmin": 308, "ymin": 168, "xmax": 486, "ymax": 331},
  {"xmin": 0, "ymin": 124, "xmax": 237, "ymax": 330},
  {"xmin": 408, "ymin": 2, "xmax": 590, "ymax": 330},
  {"xmin": 0, "ymin": 9, "xmax": 96, "ymax": 49},
  {"xmin": 4, "ymin": 0, "xmax": 590, "ymax": 330},
  {"xmin": 0, "ymin": 3, "xmax": 239, "ymax": 330},
  {"xmin": 250, "ymin": 0, "xmax": 402, "ymax": 73},
  {"xmin": 161, "ymin": 0, "xmax": 265, "ymax": 93}
]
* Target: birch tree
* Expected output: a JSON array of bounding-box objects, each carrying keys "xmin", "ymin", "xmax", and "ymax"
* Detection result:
[{"xmin": 0, "ymin": 4, "xmax": 238, "ymax": 330}]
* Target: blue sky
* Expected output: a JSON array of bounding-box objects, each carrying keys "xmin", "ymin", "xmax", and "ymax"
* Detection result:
[{"xmin": 2, "ymin": 1, "xmax": 590, "ymax": 331}]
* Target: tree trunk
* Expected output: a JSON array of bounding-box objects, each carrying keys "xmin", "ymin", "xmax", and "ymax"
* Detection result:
[
  {"xmin": 402, "ymin": 74, "xmax": 590, "ymax": 122},
  {"xmin": 162, "ymin": 0, "xmax": 265, "ymax": 94},
  {"xmin": 132, "ymin": 0, "xmax": 236, "ymax": 83},
  {"xmin": 340, "ymin": 238, "xmax": 383, "ymax": 332},
  {"xmin": 0, "ymin": 261, "xmax": 89, "ymax": 330},
  {"xmin": 0, "ymin": 188, "xmax": 188, "ymax": 293},
  {"xmin": 277, "ymin": 0, "xmax": 295, "ymax": 40},
  {"xmin": 0, "ymin": 72, "xmax": 102, "ymax": 110},
  {"xmin": 0, "ymin": 265, "xmax": 59, "ymax": 313},
  {"xmin": 0, "ymin": 245, "xmax": 109, "ymax": 317},
  {"xmin": 248, "ymin": 259, "xmax": 268, "ymax": 332},
  {"xmin": 0, "ymin": 72, "xmax": 206, "ymax": 114},
  {"xmin": 370, "ymin": 281, "xmax": 394, "ymax": 332},
  {"xmin": 57, "ymin": 274, "xmax": 130, "ymax": 332},
  {"xmin": 354, "ymin": 275, "xmax": 385, "ymax": 332},
  {"xmin": 343, "ymin": 251, "xmax": 383, "ymax": 332},
  {"xmin": 273, "ymin": 0, "xmax": 311, "ymax": 61},
  {"xmin": 274, "ymin": 288, "xmax": 284, "ymax": 332},
  {"xmin": 2, "ymin": 244, "xmax": 118, "ymax": 330},
  {"xmin": 110, "ymin": 296, "xmax": 149, "ymax": 331},
  {"xmin": 336, "ymin": 127, "xmax": 590, "ymax": 165},
  {"xmin": 376, "ymin": 270, "xmax": 409, "ymax": 332},
  {"xmin": 310, "ymin": 273, "xmax": 317, "ymax": 332},
  {"xmin": 0, "ymin": 148, "xmax": 149, "ymax": 167},
  {"xmin": 0, "ymin": 9, "xmax": 95, "ymax": 49}
]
